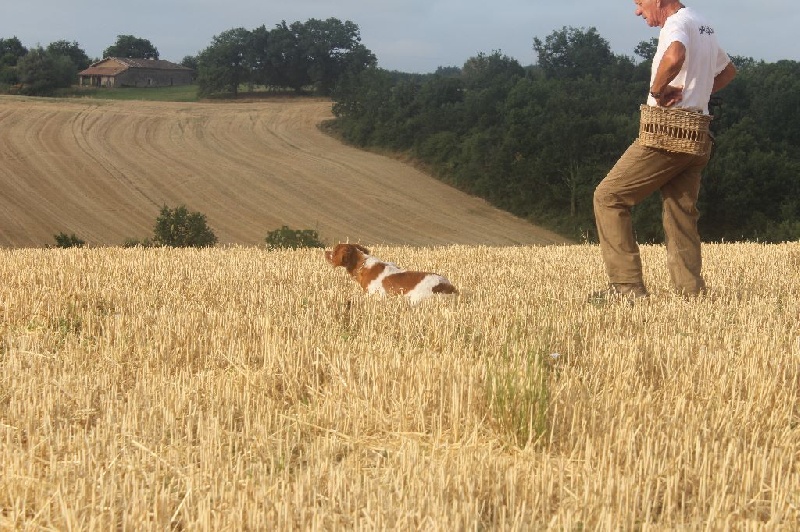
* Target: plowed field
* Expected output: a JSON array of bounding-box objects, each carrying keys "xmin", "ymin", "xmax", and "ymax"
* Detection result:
[{"xmin": 0, "ymin": 96, "xmax": 569, "ymax": 248}]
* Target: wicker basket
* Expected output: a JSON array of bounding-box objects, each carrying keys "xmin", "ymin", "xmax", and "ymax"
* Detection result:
[{"xmin": 638, "ymin": 104, "xmax": 712, "ymax": 156}]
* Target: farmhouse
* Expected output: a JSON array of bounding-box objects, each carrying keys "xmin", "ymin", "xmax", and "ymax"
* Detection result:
[{"xmin": 79, "ymin": 57, "xmax": 194, "ymax": 88}]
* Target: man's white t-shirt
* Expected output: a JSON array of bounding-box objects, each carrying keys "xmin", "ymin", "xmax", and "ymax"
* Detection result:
[{"xmin": 648, "ymin": 7, "xmax": 731, "ymax": 114}]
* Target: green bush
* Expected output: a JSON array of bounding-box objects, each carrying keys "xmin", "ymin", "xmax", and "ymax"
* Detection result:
[
  {"xmin": 16, "ymin": 47, "xmax": 75, "ymax": 96},
  {"xmin": 122, "ymin": 237, "xmax": 154, "ymax": 248},
  {"xmin": 53, "ymin": 232, "xmax": 85, "ymax": 248},
  {"xmin": 265, "ymin": 225, "xmax": 324, "ymax": 250},
  {"xmin": 153, "ymin": 205, "xmax": 218, "ymax": 248}
]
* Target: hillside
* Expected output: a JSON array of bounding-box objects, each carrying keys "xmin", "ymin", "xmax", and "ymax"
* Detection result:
[{"xmin": 0, "ymin": 96, "xmax": 569, "ymax": 248}]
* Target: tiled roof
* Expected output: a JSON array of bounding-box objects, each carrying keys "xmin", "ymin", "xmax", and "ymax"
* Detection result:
[
  {"xmin": 113, "ymin": 58, "xmax": 193, "ymax": 71},
  {"xmin": 80, "ymin": 65, "xmax": 127, "ymax": 76},
  {"xmin": 79, "ymin": 57, "xmax": 193, "ymax": 76}
]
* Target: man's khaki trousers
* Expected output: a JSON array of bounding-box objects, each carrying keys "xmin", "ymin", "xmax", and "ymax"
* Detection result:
[{"xmin": 593, "ymin": 140, "xmax": 711, "ymax": 295}]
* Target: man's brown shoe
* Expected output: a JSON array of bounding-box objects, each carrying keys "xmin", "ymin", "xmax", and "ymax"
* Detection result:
[{"xmin": 588, "ymin": 283, "xmax": 649, "ymax": 304}]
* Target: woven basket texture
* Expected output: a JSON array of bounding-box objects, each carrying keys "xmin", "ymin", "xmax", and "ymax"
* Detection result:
[{"xmin": 638, "ymin": 104, "xmax": 712, "ymax": 156}]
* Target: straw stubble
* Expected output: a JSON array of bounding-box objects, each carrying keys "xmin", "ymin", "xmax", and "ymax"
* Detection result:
[{"xmin": 1, "ymin": 243, "xmax": 798, "ymax": 529}]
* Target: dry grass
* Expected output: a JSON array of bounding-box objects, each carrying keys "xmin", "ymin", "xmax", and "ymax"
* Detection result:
[{"xmin": 1, "ymin": 242, "xmax": 798, "ymax": 529}]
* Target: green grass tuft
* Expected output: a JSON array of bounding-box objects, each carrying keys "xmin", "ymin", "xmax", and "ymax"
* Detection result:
[
  {"xmin": 487, "ymin": 347, "xmax": 550, "ymax": 448},
  {"xmin": 56, "ymin": 84, "xmax": 200, "ymax": 102}
]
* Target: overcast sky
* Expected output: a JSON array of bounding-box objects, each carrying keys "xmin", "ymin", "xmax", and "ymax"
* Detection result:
[{"xmin": 2, "ymin": 1, "xmax": 796, "ymax": 73}]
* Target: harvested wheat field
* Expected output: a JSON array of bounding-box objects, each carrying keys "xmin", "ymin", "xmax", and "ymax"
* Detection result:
[
  {"xmin": 0, "ymin": 95, "xmax": 567, "ymax": 248},
  {"xmin": 1, "ymin": 242, "xmax": 799, "ymax": 529}
]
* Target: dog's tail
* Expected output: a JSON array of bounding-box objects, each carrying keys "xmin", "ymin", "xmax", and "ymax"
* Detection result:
[{"xmin": 433, "ymin": 282, "xmax": 458, "ymax": 295}]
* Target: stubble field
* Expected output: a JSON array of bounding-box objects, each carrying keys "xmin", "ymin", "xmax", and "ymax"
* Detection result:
[{"xmin": 1, "ymin": 242, "xmax": 799, "ymax": 529}]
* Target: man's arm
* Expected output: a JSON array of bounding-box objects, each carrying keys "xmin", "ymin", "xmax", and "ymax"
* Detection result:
[
  {"xmin": 712, "ymin": 62, "xmax": 737, "ymax": 93},
  {"xmin": 650, "ymin": 41, "xmax": 686, "ymax": 107}
]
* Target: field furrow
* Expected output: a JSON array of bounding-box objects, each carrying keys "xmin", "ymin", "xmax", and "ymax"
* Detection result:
[{"xmin": 0, "ymin": 96, "xmax": 569, "ymax": 248}]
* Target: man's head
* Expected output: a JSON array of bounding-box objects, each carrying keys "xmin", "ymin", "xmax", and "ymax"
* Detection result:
[{"xmin": 634, "ymin": 0, "xmax": 684, "ymax": 28}]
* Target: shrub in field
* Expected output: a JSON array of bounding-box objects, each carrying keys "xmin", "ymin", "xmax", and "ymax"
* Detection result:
[
  {"xmin": 265, "ymin": 225, "xmax": 324, "ymax": 250},
  {"xmin": 153, "ymin": 205, "xmax": 217, "ymax": 248},
  {"xmin": 53, "ymin": 232, "xmax": 85, "ymax": 248},
  {"xmin": 122, "ymin": 237, "xmax": 154, "ymax": 248}
]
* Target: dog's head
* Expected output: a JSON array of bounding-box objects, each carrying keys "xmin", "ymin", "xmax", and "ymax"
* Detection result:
[{"xmin": 324, "ymin": 243, "xmax": 370, "ymax": 273}]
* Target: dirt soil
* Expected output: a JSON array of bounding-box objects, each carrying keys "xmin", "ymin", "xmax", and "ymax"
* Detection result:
[{"xmin": 0, "ymin": 96, "xmax": 570, "ymax": 247}]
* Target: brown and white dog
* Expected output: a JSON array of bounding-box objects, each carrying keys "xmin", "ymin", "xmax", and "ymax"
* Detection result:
[{"xmin": 324, "ymin": 243, "xmax": 458, "ymax": 304}]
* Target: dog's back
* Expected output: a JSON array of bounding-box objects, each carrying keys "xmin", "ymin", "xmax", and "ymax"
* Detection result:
[{"xmin": 325, "ymin": 243, "xmax": 457, "ymax": 304}]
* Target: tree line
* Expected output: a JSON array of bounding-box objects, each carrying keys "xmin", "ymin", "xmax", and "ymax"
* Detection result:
[
  {"xmin": 1, "ymin": 37, "xmax": 90, "ymax": 95},
  {"xmin": 330, "ymin": 27, "xmax": 800, "ymax": 243},
  {"xmin": 1, "ymin": 18, "xmax": 375, "ymax": 97},
  {"xmin": 195, "ymin": 19, "xmax": 376, "ymax": 97},
  {"xmin": 0, "ymin": 34, "xmax": 166, "ymax": 95}
]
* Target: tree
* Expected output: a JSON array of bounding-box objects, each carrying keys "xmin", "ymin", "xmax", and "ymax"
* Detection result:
[
  {"xmin": 1, "ymin": 36, "xmax": 27, "ymax": 67},
  {"xmin": 634, "ymin": 38, "xmax": 659, "ymax": 63},
  {"xmin": 412, "ymin": 74, "xmax": 465, "ymax": 141},
  {"xmin": 16, "ymin": 47, "xmax": 75, "ymax": 95},
  {"xmin": 263, "ymin": 21, "xmax": 311, "ymax": 92},
  {"xmin": 180, "ymin": 55, "xmax": 198, "ymax": 71},
  {"xmin": 196, "ymin": 19, "xmax": 374, "ymax": 97},
  {"xmin": 197, "ymin": 28, "xmax": 253, "ymax": 97},
  {"xmin": 103, "ymin": 35, "xmax": 159, "ymax": 59},
  {"xmin": 434, "ymin": 66, "xmax": 461, "ymax": 77},
  {"xmin": 253, "ymin": 18, "xmax": 375, "ymax": 94},
  {"xmin": 0, "ymin": 36, "xmax": 28, "ymax": 85},
  {"xmin": 153, "ymin": 205, "xmax": 218, "ymax": 247},
  {"xmin": 461, "ymin": 51, "xmax": 525, "ymax": 90},
  {"xmin": 331, "ymin": 67, "xmax": 396, "ymax": 145},
  {"xmin": 300, "ymin": 18, "xmax": 376, "ymax": 94},
  {"xmin": 46, "ymin": 40, "xmax": 91, "ymax": 70},
  {"xmin": 533, "ymin": 27, "xmax": 615, "ymax": 80},
  {"xmin": 460, "ymin": 52, "xmax": 525, "ymax": 131},
  {"xmin": 743, "ymin": 60, "xmax": 800, "ymax": 148}
]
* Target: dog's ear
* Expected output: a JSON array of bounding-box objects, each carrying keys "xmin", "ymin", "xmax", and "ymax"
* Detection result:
[
  {"xmin": 339, "ymin": 244, "xmax": 358, "ymax": 271},
  {"xmin": 328, "ymin": 243, "xmax": 366, "ymax": 272},
  {"xmin": 341, "ymin": 243, "xmax": 372, "ymax": 272}
]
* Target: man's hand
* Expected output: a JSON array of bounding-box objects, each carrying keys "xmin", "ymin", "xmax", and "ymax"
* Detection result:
[{"xmin": 653, "ymin": 85, "xmax": 684, "ymax": 107}]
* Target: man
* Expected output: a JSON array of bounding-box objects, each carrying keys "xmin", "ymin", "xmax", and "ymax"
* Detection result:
[{"xmin": 590, "ymin": 0, "xmax": 737, "ymax": 301}]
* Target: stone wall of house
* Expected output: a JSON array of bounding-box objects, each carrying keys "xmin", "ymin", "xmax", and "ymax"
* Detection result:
[{"xmin": 115, "ymin": 68, "xmax": 194, "ymax": 88}]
